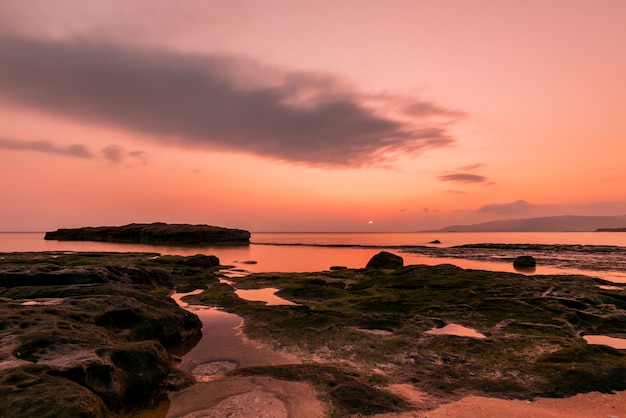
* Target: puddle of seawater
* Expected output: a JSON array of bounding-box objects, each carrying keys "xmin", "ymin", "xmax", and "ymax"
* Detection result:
[
  {"xmin": 597, "ymin": 285, "xmax": 624, "ymax": 291},
  {"xmin": 20, "ymin": 298, "xmax": 65, "ymax": 306},
  {"xmin": 222, "ymin": 267, "xmax": 249, "ymax": 275},
  {"xmin": 425, "ymin": 324, "xmax": 487, "ymax": 339},
  {"xmin": 583, "ymin": 335, "xmax": 626, "ymax": 349},
  {"xmin": 170, "ymin": 289, "xmax": 203, "ymax": 308},
  {"xmin": 235, "ymin": 288, "xmax": 296, "ymax": 305},
  {"xmin": 354, "ymin": 328, "xmax": 393, "ymax": 336},
  {"xmin": 169, "ymin": 289, "xmax": 296, "ymax": 375}
]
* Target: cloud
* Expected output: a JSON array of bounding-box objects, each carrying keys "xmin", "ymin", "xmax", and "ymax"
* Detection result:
[
  {"xmin": 438, "ymin": 163, "xmax": 491, "ymax": 184},
  {"xmin": 102, "ymin": 144, "xmax": 125, "ymax": 163},
  {"xmin": 458, "ymin": 163, "xmax": 483, "ymax": 171},
  {"xmin": 0, "ymin": 137, "xmax": 147, "ymax": 164},
  {"xmin": 438, "ymin": 173, "xmax": 487, "ymax": 183},
  {"xmin": 479, "ymin": 199, "xmax": 534, "ymax": 215},
  {"xmin": 101, "ymin": 144, "xmax": 147, "ymax": 164},
  {"xmin": 0, "ymin": 137, "xmax": 93, "ymax": 158},
  {"xmin": 0, "ymin": 36, "xmax": 462, "ymax": 168}
]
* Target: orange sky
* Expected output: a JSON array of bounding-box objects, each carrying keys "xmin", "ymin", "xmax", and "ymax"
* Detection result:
[{"xmin": 1, "ymin": 0, "xmax": 626, "ymax": 232}]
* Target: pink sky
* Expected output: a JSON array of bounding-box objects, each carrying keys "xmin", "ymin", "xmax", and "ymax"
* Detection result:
[{"xmin": 1, "ymin": 0, "xmax": 626, "ymax": 232}]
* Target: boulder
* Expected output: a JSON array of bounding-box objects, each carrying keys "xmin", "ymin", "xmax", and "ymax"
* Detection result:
[
  {"xmin": 513, "ymin": 255, "xmax": 536, "ymax": 269},
  {"xmin": 365, "ymin": 251, "xmax": 404, "ymax": 269}
]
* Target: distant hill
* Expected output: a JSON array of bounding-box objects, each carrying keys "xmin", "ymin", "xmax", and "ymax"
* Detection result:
[{"xmin": 431, "ymin": 215, "xmax": 626, "ymax": 232}]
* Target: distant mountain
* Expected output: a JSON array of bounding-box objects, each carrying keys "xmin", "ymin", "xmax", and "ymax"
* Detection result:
[{"xmin": 431, "ymin": 215, "xmax": 626, "ymax": 232}]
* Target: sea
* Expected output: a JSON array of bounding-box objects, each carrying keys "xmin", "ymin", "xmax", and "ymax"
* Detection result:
[{"xmin": 1, "ymin": 231, "xmax": 626, "ymax": 283}]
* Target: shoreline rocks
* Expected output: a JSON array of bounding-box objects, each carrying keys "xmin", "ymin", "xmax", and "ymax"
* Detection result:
[
  {"xmin": 44, "ymin": 222, "xmax": 251, "ymax": 245},
  {"xmin": 0, "ymin": 252, "xmax": 223, "ymax": 417}
]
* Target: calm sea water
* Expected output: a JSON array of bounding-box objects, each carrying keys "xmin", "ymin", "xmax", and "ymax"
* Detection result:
[{"xmin": 1, "ymin": 232, "xmax": 625, "ymax": 282}]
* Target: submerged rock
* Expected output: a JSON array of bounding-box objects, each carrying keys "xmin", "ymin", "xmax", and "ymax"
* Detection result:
[
  {"xmin": 365, "ymin": 251, "xmax": 404, "ymax": 269},
  {"xmin": 44, "ymin": 222, "xmax": 251, "ymax": 245}
]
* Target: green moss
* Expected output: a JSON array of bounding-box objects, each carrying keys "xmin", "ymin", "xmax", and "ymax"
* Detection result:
[{"xmin": 194, "ymin": 264, "xmax": 626, "ymax": 401}]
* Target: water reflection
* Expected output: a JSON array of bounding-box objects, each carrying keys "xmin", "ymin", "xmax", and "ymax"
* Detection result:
[
  {"xmin": 425, "ymin": 324, "xmax": 487, "ymax": 339},
  {"xmin": 235, "ymin": 288, "xmax": 296, "ymax": 306},
  {"xmin": 354, "ymin": 328, "xmax": 393, "ymax": 336},
  {"xmin": 583, "ymin": 335, "xmax": 626, "ymax": 349},
  {"xmin": 5, "ymin": 232, "xmax": 626, "ymax": 282}
]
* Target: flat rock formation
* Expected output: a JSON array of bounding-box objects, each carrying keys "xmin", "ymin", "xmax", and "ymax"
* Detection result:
[
  {"xmin": 187, "ymin": 263, "xmax": 626, "ymax": 415},
  {"xmin": 44, "ymin": 222, "xmax": 251, "ymax": 245},
  {"xmin": 0, "ymin": 252, "xmax": 223, "ymax": 417},
  {"xmin": 597, "ymin": 227, "xmax": 626, "ymax": 232}
]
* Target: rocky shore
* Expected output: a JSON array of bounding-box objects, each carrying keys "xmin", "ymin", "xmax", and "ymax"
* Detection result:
[
  {"xmin": 187, "ymin": 254, "xmax": 626, "ymax": 415},
  {"xmin": 0, "ymin": 251, "xmax": 222, "ymax": 417},
  {"xmin": 44, "ymin": 223, "xmax": 251, "ymax": 245},
  {"xmin": 2, "ymin": 251, "xmax": 626, "ymax": 417}
]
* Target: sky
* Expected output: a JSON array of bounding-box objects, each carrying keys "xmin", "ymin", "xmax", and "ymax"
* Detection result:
[{"xmin": 1, "ymin": 0, "xmax": 626, "ymax": 232}]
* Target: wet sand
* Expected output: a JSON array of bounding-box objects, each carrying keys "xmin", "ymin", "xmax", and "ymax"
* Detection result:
[
  {"xmin": 383, "ymin": 390, "xmax": 626, "ymax": 418},
  {"xmin": 167, "ymin": 376, "xmax": 326, "ymax": 418}
]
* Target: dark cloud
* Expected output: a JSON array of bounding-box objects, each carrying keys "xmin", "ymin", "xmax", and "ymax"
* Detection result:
[
  {"xmin": 438, "ymin": 173, "xmax": 487, "ymax": 183},
  {"xmin": 0, "ymin": 36, "xmax": 461, "ymax": 168},
  {"xmin": 479, "ymin": 199, "xmax": 533, "ymax": 214},
  {"xmin": 101, "ymin": 144, "xmax": 147, "ymax": 164},
  {"xmin": 102, "ymin": 144, "xmax": 125, "ymax": 163},
  {"xmin": 438, "ymin": 163, "xmax": 491, "ymax": 184},
  {"xmin": 403, "ymin": 101, "xmax": 465, "ymax": 118},
  {"xmin": 0, "ymin": 137, "xmax": 92, "ymax": 158}
]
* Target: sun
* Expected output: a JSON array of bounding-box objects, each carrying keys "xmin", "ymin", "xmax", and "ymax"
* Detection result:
[{"xmin": 368, "ymin": 221, "xmax": 373, "ymax": 224}]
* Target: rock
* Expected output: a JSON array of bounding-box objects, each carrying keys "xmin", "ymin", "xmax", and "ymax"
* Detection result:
[
  {"xmin": 429, "ymin": 240, "xmax": 441, "ymax": 244},
  {"xmin": 0, "ymin": 252, "xmax": 216, "ymax": 416},
  {"xmin": 365, "ymin": 251, "xmax": 404, "ymax": 269},
  {"xmin": 44, "ymin": 222, "xmax": 251, "ymax": 245},
  {"xmin": 513, "ymin": 255, "xmax": 536, "ymax": 269},
  {"xmin": 329, "ymin": 266, "xmax": 347, "ymax": 271},
  {"xmin": 0, "ymin": 364, "xmax": 109, "ymax": 418},
  {"xmin": 184, "ymin": 254, "xmax": 221, "ymax": 268}
]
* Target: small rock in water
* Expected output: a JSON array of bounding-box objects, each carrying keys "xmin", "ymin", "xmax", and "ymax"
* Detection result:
[
  {"xmin": 329, "ymin": 265, "xmax": 347, "ymax": 271},
  {"xmin": 513, "ymin": 255, "xmax": 536, "ymax": 269},
  {"xmin": 429, "ymin": 239, "xmax": 441, "ymax": 244}
]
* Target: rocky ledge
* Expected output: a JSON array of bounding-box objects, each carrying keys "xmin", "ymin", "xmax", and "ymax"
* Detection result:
[
  {"xmin": 44, "ymin": 222, "xmax": 251, "ymax": 245},
  {"xmin": 0, "ymin": 252, "xmax": 222, "ymax": 417},
  {"xmin": 187, "ymin": 252, "xmax": 626, "ymax": 415}
]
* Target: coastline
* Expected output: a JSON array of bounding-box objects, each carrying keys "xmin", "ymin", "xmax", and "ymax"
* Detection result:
[{"xmin": 2, "ymin": 250, "xmax": 626, "ymax": 417}]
